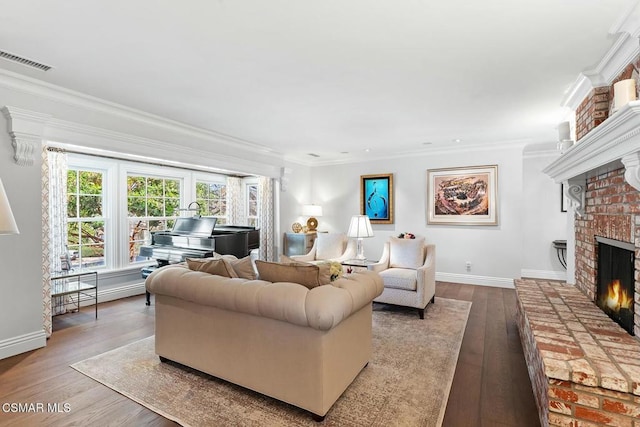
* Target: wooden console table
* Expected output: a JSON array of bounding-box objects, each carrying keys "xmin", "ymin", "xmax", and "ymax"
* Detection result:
[{"xmin": 51, "ymin": 270, "xmax": 98, "ymax": 318}]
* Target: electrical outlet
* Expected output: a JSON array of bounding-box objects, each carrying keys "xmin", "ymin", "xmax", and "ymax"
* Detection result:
[{"xmin": 465, "ymin": 261, "xmax": 471, "ymax": 272}]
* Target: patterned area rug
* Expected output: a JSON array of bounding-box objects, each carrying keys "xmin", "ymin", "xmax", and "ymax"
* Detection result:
[{"xmin": 71, "ymin": 297, "xmax": 470, "ymax": 427}]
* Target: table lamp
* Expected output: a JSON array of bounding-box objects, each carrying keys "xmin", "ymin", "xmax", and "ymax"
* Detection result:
[
  {"xmin": 0, "ymin": 178, "xmax": 19, "ymax": 235},
  {"xmin": 347, "ymin": 215, "xmax": 373, "ymax": 260}
]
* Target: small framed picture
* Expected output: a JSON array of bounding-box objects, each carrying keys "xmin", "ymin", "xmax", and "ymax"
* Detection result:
[{"xmin": 360, "ymin": 173, "xmax": 394, "ymax": 224}]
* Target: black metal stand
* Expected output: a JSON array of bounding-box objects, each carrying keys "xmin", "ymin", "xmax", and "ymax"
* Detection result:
[{"xmin": 552, "ymin": 240, "xmax": 567, "ymax": 269}]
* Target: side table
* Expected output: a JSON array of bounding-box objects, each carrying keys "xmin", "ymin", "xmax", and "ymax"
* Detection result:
[
  {"xmin": 341, "ymin": 259, "xmax": 377, "ymax": 273},
  {"xmin": 51, "ymin": 270, "xmax": 98, "ymax": 318}
]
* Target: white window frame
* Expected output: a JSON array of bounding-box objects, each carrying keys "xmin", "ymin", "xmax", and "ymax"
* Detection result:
[{"xmin": 244, "ymin": 177, "xmax": 259, "ymax": 228}]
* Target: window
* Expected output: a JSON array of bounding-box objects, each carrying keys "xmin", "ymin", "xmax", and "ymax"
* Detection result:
[
  {"xmin": 196, "ymin": 181, "xmax": 227, "ymax": 224},
  {"xmin": 67, "ymin": 169, "xmax": 106, "ymax": 269},
  {"xmin": 127, "ymin": 175, "xmax": 181, "ymax": 263},
  {"xmin": 246, "ymin": 182, "xmax": 259, "ymax": 227}
]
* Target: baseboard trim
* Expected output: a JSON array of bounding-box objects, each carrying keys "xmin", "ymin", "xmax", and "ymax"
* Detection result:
[
  {"xmin": 436, "ymin": 272, "xmax": 515, "ymax": 289},
  {"xmin": 0, "ymin": 330, "xmax": 47, "ymax": 360},
  {"xmin": 520, "ymin": 269, "xmax": 567, "ymax": 281}
]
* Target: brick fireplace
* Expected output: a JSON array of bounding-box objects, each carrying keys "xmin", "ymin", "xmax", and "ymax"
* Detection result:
[
  {"xmin": 575, "ymin": 167, "xmax": 640, "ymax": 336},
  {"xmin": 528, "ymin": 74, "xmax": 640, "ymax": 424}
]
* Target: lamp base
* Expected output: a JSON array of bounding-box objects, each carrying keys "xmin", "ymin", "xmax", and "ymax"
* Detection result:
[{"xmin": 355, "ymin": 238, "xmax": 366, "ymax": 260}]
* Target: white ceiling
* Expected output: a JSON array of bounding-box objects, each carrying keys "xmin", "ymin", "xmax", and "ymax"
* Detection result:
[{"xmin": 0, "ymin": 0, "xmax": 634, "ymax": 164}]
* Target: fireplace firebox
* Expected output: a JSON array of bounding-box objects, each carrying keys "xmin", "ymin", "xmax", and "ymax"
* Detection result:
[{"xmin": 595, "ymin": 236, "xmax": 636, "ymax": 335}]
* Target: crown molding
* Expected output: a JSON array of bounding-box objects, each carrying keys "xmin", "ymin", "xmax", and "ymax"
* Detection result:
[
  {"xmin": 43, "ymin": 117, "xmax": 281, "ymax": 178},
  {"xmin": 292, "ymin": 139, "xmax": 531, "ymax": 167},
  {"xmin": 0, "ymin": 69, "xmax": 284, "ymax": 161},
  {"xmin": 2, "ymin": 105, "xmax": 51, "ymax": 166}
]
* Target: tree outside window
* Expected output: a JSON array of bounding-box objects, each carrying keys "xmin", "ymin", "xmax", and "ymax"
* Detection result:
[
  {"xmin": 196, "ymin": 181, "xmax": 227, "ymax": 224},
  {"xmin": 127, "ymin": 175, "xmax": 180, "ymax": 262},
  {"xmin": 67, "ymin": 169, "xmax": 105, "ymax": 269}
]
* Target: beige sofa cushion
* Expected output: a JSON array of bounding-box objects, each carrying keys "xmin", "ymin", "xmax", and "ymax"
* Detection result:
[
  {"xmin": 255, "ymin": 260, "xmax": 331, "ymax": 289},
  {"xmin": 186, "ymin": 258, "xmax": 238, "ymax": 278},
  {"xmin": 389, "ymin": 237, "xmax": 425, "ymax": 269}
]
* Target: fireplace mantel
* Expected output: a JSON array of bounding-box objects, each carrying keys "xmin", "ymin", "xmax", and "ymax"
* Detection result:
[{"xmin": 543, "ymin": 100, "xmax": 640, "ymax": 191}]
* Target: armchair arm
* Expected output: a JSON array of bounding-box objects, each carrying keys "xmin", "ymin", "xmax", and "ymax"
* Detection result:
[
  {"xmin": 334, "ymin": 239, "xmax": 357, "ymax": 263},
  {"xmin": 416, "ymin": 244, "xmax": 436, "ymax": 306},
  {"xmin": 367, "ymin": 242, "xmax": 390, "ymax": 273},
  {"xmin": 289, "ymin": 238, "xmax": 318, "ymax": 262}
]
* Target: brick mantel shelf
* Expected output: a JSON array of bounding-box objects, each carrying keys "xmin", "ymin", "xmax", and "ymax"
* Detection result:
[{"xmin": 544, "ymin": 100, "xmax": 640, "ymax": 193}]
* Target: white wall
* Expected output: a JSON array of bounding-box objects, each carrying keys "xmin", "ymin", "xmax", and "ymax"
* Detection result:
[
  {"xmin": 305, "ymin": 143, "xmax": 564, "ymax": 287},
  {"xmin": 521, "ymin": 148, "xmax": 567, "ymax": 280},
  {"xmin": 0, "ymin": 115, "xmax": 47, "ymax": 358}
]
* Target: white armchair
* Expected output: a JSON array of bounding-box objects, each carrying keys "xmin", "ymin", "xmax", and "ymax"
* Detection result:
[
  {"xmin": 368, "ymin": 237, "xmax": 436, "ymax": 319},
  {"xmin": 289, "ymin": 233, "xmax": 356, "ymax": 264}
]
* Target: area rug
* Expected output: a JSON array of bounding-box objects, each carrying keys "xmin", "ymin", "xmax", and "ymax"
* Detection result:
[{"xmin": 71, "ymin": 297, "xmax": 470, "ymax": 426}]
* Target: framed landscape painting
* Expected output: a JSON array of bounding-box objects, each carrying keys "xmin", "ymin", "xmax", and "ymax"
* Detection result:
[
  {"xmin": 426, "ymin": 165, "xmax": 498, "ymax": 225},
  {"xmin": 360, "ymin": 173, "xmax": 394, "ymax": 224}
]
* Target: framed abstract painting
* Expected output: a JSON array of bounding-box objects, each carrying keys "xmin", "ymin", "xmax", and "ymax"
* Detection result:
[
  {"xmin": 426, "ymin": 165, "xmax": 498, "ymax": 225},
  {"xmin": 360, "ymin": 173, "xmax": 394, "ymax": 224}
]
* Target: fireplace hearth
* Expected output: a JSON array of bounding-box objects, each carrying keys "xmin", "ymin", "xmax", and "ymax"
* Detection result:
[{"xmin": 596, "ymin": 236, "xmax": 635, "ymax": 335}]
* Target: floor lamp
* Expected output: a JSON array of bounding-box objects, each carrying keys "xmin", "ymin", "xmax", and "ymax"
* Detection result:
[
  {"xmin": 0, "ymin": 178, "xmax": 19, "ymax": 235},
  {"xmin": 347, "ymin": 215, "xmax": 373, "ymax": 260}
]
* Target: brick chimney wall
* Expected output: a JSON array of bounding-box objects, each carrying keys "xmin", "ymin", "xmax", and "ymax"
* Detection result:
[{"xmin": 575, "ymin": 62, "xmax": 638, "ymax": 141}]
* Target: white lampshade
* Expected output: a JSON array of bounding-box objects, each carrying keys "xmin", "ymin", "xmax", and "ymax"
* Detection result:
[
  {"xmin": 347, "ymin": 215, "xmax": 373, "ymax": 238},
  {"xmin": 0, "ymin": 178, "xmax": 19, "ymax": 235},
  {"xmin": 302, "ymin": 204, "xmax": 323, "ymax": 217}
]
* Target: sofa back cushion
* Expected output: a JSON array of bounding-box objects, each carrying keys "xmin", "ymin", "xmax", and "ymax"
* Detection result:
[
  {"xmin": 255, "ymin": 260, "xmax": 331, "ymax": 289},
  {"xmin": 389, "ymin": 237, "xmax": 425, "ymax": 269},
  {"xmin": 316, "ymin": 233, "xmax": 345, "ymax": 260},
  {"xmin": 186, "ymin": 258, "xmax": 238, "ymax": 278}
]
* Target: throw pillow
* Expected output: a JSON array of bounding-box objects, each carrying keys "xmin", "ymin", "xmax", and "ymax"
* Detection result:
[
  {"xmin": 186, "ymin": 258, "xmax": 239, "ymax": 278},
  {"xmin": 255, "ymin": 260, "xmax": 331, "ymax": 289},
  {"xmin": 389, "ymin": 237, "xmax": 425, "ymax": 269},
  {"xmin": 227, "ymin": 255, "xmax": 257, "ymax": 280},
  {"xmin": 279, "ymin": 255, "xmax": 334, "ymax": 283},
  {"xmin": 315, "ymin": 233, "xmax": 345, "ymax": 260}
]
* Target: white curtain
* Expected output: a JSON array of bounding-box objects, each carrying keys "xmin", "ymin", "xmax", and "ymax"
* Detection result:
[
  {"xmin": 226, "ymin": 177, "xmax": 245, "ymax": 225},
  {"xmin": 258, "ymin": 177, "xmax": 275, "ymax": 261},
  {"xmin": 47, "ymin": 149, "xmax": 69, "ymax": 316}
]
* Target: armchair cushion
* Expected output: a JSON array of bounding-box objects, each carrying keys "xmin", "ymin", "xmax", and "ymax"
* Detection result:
[
  {"xmin": 389, "ymin": 237, "xmax": 425, "ymax": 269},
  {"xmin": 316, "ymin": 233, "xmax": 346, "ymax": 260},
  {"xmin": 379, "ymin": 268, "xmax": 417, "ymax": 291}
]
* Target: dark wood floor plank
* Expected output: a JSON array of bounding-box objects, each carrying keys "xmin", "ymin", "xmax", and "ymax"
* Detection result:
[{"xmin": 0, "ymin": 284, "xmax": 539, "ymax": 426}]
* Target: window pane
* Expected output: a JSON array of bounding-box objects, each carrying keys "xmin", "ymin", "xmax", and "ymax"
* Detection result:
[
  {"xmin": 149, "ymin": 220, "xmax": 166, "ymax": 232},
  {"xmin": 127, "ymin": 176, "xmax": 146, "ymax": 196},
  {"xmin": 165, "ymin": 179, "xmax": 180, "ymax": 197},
  {"xmin": 67, "ymin": 170, "xmax": 77, "ymax": 191},
  {"xmin": 67, "ymin": 222, "xmax": 80, "ymax": 245},
  {"xmin": 147, "ymin": 198, "xmax": 164, "ymax": 217},
  {"xmin": 80, "ymin": 221, "xmax": 104, "ymax": 244},
  {"xmin": 79, "ymin": 171, "xmax": 102, "ymax": 194},
  {"xmin": 196, "ymin": 182, "xmax": 208, "ymax": 199},
  {"xmin": 79, "ymin": 195, "xmax": 102, "ymax": 217},
  {"xmin": 128, "ymin": 197, "xmax": 146, "ymax": 216},
  {"xmin": 67, "ymin": 195, "xmax": 77, "ymax": 218},
  {"xmin": 166, "ymin": 198, "xmax": 180, "ymax": 216},
  {"xmin": 147, "ymin": 178, "xmax": 163, "ymax": 196}
]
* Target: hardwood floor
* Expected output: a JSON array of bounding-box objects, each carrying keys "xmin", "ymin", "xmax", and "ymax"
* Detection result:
[{"xmin": 0, "ymin": 282, "xmax": 539, "ymax": 426}]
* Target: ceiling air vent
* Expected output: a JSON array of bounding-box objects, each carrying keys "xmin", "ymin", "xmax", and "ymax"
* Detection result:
[
  {"xmin": 0, "ymin": 50, "xmax": 53, "ymax": 71},
  {"xmin": 308, "ymin": 153, "xmax": 320, "ymax": 158}
]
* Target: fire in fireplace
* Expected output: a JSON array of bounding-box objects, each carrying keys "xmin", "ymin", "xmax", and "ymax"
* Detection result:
[{"xmin": 595, "ymin": 237, "xmax": 635, "ymax": 335}]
